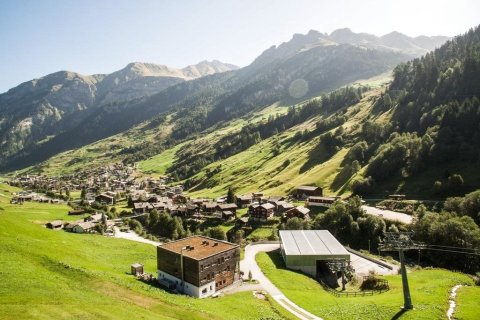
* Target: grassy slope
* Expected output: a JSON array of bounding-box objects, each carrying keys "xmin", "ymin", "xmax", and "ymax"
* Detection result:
[
  {"xmin": 185, "ymin": 89, "xmax": 384, "ymax": 198},
  {"xmin": 455, "ymin": 285, "xmax": 480, "ymax": 320},
  {"xmin": 256, "ymin": 250, "xmax": 479, "ymax": 320},
  {"xmin": 0, "ymin": 184, "xmax": 288, "ymax": 320}
]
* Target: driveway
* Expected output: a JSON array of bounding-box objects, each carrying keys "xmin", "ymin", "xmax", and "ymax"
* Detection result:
[
  {"xmin": 241, "ymin": 243, "xmax": 323, "ymax": 320},
  {"xmin": 362, "ymin": 205, "xmax": 413, "ymax": 224}
]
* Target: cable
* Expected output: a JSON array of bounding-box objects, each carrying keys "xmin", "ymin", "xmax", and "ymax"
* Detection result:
[
  {"xmin": 423, "ymin": 248, "xmax": 480, "ymax": 256},
  {"xmin": 427, "ymin": 244, "xmax": 480, "ymax": 251}
]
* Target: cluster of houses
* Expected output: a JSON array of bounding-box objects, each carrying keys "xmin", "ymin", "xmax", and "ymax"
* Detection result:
[
  {"xmin": 10, "ymin": 191, "xmax": 62, "ymax": 204},
  {"xmin": 9, "ymin": 163, "xmax": 139, "ymax": 200},
  {"xmin": 46, "ymin": 212, "xmax": 112, "ymax": 234}
]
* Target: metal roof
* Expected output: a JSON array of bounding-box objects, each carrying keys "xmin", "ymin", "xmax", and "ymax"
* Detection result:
[{"xmin": 279, "ymin": 230, "xmax": 349, "ymax": 256}]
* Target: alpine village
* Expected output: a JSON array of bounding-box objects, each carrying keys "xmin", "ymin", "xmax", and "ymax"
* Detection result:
[{"xmin": 1, "ymin": 3, "xmax": 480, "ymax": 320}]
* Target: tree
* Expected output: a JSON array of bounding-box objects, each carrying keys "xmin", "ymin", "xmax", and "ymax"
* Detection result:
[
  {"xmin": 234, "ymin": 229, "xmax": 244, "ymax": 244},
  {"xmin": 127, "ymin": 196, "xmax": 134, "ymax": 208},
  {"xmin": 268, "ymin": 226, "xmax": 279, "ymax": 241},
  {"xmin": 285, "ymin": 217, "xmax": 304, "ymax": 230},
  {"xmin": 80, "ymin": 188, "xmax": 86, "ymax": 200},
  {"xmin": 204, "ymin": 227, "xmax": 226, "ymax": 241},
  {"xmin": 226, "ymin": 187, "xmax": 235, "ymax": 204},
  {"xmin": 448, "ymin": 174, "xmax": 464, "ymax": 193}
]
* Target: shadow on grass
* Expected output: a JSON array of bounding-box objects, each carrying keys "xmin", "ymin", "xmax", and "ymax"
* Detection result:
[
  {"xmin": 266, "ymin": 249, "xmax": 287, "ymax": 269},
  {"xmin": 299, "ymin": 142, "xmax": 335, "ymax": 174},
  {"xmin": 391, "ymin": 308, "xmax": 407, "ymax": 320},
  {"xmin": 331, "ymin": 163, "xmax": 354, "ymax": 192}
]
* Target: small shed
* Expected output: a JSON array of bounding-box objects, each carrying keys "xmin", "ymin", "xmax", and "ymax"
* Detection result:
[
  {"xmin": 46, "ymin": 220, "xmax": 64, "ymax": 230},
  {"xmin": 131, "ymin": 263, "xmax": 144, "ymax": 276}
]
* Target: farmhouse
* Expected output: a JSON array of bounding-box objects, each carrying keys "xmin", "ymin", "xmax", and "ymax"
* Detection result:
[
  {"xmin": 284, "ymin": 206, "xmax": 310, "ymax": 220},
  {"xmin": 95, "ymin": 193, "xmax": 115, "ymax": 205},
  {"xmin": 248, "ymin": 203, "xmax": 275, "ymax": 222},
  {"xmin": 306, "ymin": 196, "xmax": 340, "ymax": 207},
  {"xmin": 236, "ymin": 194, "xmax": 253, "ymax": 208},
  {"xmin": 71, "ymin": 221, "xmax": 96, "ymax": 234},
  {"xmin": 46, "ymin": 220, "xmax": 63, "ymax": 230},
  {"xmin": 294, "ymin": 185, "xmax": 323, "ymax": 199},
  {"xmin": 215, "ymin": 203, "xmax": 238, "ymax": 216},
  {"xmin": 157, "ymin": 236, "xmax": 240, "ymax": 298},
  {"xmin": 279, "ymin": 230, "xmax": 350, "ymax": 277}
]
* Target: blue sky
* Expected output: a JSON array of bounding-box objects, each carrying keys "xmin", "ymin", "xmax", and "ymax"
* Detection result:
[{"xmin": 1, "ymin": 0, "xmax": 479, "ymax": 93}]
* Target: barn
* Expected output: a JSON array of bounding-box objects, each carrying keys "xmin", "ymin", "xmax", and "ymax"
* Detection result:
[{"xmin": 279, "ymin": 230, "xmax": 350, "ymax": 278}]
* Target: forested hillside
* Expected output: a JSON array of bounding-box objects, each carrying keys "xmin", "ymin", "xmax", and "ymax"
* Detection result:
[{"xmin": 353, "ymin": 25, "xmax": 480, "ymax": 197}]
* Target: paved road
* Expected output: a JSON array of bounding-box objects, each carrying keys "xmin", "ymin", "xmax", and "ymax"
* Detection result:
[
  {"xmin": 241, "ymin": 243, "xmax": 323, "ymax": 320},
  {"xmin": 362, "ymin": 205, "xmax": 413, "ymax": 224},
  {"xmin": 113, "ymin": 227, "xmax": 162, "ymax": 246},
  {"xmin": 349, "ymin": 252, "xmax": 398, "ymax": 276}
]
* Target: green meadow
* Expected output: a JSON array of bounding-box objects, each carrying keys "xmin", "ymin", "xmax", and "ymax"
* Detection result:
[
  {"xmin": 256, "ymin": 250, "xmax": 480, "ymax": 320},
  {"xmin": 0, "ymin": 184, "xmax": 288, "ymax": 320}
]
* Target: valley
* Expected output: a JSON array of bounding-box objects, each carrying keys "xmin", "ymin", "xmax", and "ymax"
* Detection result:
[{"xmin": 1, "ymin": 12, "xmax": 480, "ymax": 320}]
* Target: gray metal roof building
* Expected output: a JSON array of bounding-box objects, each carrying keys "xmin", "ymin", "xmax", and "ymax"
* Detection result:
[{"xmin": 279, "ymin": 230, "xmax": 350, "ymax": 277}]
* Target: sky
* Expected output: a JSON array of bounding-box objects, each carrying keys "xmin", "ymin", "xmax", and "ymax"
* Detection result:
[{"xmin": 0, "ymin": 0, "xmax": 479, "ymax": 93}]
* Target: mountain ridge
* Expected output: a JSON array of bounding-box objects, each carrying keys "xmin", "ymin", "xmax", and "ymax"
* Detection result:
[{"xmin": 0, "ymin": 28, "xmax": 450, "ymax": 171}]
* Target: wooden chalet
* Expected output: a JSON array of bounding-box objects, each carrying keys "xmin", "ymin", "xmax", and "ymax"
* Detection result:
[
  {"xmin": 203, "ymin": 202, "xmax": 217, "ymax": 213},
  {"xmin": 284, "ymin": 206, "xmax": 311, "ymax": 220},
  {"xmin": 248, "ymin": 203, "xmax": 275, "ymax": 222},
  {"xmin": 215, "ymin": 203, "xmax": 238, "ymax": 216},
  {"xmin": 134, "ymin": 202, "xmax": 153, "ymax": 214},
  {"xmin": 306, "ymin": 196, "xmax": 340, "ymax": 207},
  {"xmin": 157, "ymin": 236, "xmax": 240, "ymax": 298},
  {"xmin": 71, "ymin": 222, "xmax": 96, "ymax": 233},
  {"xmin": 294, "ymin": 185, "xmax": 323, "ymax": 199},
  {"xmin": 95, "ymin": 193, "xmax": 115, "ymax": 205},
  {"xmin": 236, "ymin": 195, "xmax": 253, "ymax": 208},
  {"xmin": 46, "ymin": 220, "xmax": 64, "ymax": 230}
]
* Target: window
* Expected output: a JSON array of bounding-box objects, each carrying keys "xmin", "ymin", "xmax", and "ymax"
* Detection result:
[
  {"xmin": 202, "ymin": 288, "xmax": 207, "ymax": 294},
  {"xmin": 200, "ymin": 265, "xmax": 204, "ymax": 271},
  {"xmin": 227, "ymin": 265, "xmax": 230, "ymax": 271}
]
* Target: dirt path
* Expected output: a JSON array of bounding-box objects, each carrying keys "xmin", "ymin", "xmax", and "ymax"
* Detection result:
[{"xmin": 447, "ymin": 284, "xmax": 462, "ymax": 320}]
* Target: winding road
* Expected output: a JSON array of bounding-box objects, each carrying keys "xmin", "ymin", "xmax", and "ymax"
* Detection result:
[{"xmin": 240, "ymin": 243, "xmax": 323, "ymax": 320}]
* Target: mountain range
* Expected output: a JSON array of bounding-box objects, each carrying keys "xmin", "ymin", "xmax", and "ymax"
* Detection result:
[{"xmin": 0, "ymin": 28, "xmax": 451, "ymax": 173}]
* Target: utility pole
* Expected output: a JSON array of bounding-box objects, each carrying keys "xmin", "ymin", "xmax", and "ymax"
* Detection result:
[{"xmin": 379, "ymin": 232, "xmax": 425, "ymax": 310}]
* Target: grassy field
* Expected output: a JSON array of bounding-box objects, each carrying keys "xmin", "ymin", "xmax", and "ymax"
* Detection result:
[
  {"xmin": 256, "ymin": 250, "xmax": 479, "ymax": 320},
  {"xmin": 455, "ymin": 285, "xmax": 480, "ymax": 320},
  {"xmin": 0, "ymin": 184, "xmax": 290, "ymax": 320}
]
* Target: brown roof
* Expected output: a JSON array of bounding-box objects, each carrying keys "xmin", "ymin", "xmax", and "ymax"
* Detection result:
[
  {"xmin": 217, "ymin": 203, "xmax": 238, "ymax": 210},
  {"xmin": 158, "ymin": 235, "xmax": 238, "ymax": 260}
]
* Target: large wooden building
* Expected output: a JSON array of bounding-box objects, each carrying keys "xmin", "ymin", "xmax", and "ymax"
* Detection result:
[
  {"xmin": 157, "ymin": 236, "xmax": 240, "ymax": 298},
  {"xmin": 294, "ymin": 185, "xmax": 323, "ymax": 199}
]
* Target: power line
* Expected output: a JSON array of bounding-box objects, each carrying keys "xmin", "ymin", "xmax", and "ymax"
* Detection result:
[
  {"xmin": 423, "ymin": 247, "xmax": 480, "ymax": 256},
  {"xmin": 427, "ymin": 244, "xmax": 479, "ymax": 251}
]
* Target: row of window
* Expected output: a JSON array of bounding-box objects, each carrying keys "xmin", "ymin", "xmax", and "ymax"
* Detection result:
[{"xmin": 203, "ymin": 265, "xmax": 231, "ymax": 281}]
